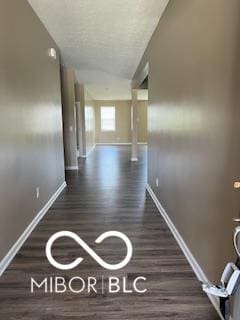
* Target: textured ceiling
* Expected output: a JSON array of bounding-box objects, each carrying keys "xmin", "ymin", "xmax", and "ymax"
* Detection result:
[{"xmin": 28, "ymin": 0, "xmax": 169, "ymax": 99}]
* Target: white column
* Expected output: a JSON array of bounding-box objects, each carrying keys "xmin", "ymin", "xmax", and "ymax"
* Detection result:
[
  {"xmin": 131, "ymin": 89, "xmax": 138, "ymax": 161},
  {"xmin": 79, "ymin": 84, "xmax": 87, "ymax": 157},
  {"xmin": 75, "ymin": 83, "xmax": 86, "ymax": 157},
  {"xmin": 61, "ymin": 68, "xmax": 78, "ymax": 170}
]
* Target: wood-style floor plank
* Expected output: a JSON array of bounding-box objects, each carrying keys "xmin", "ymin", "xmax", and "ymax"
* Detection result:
[{"xmin": 0, "ymin": 146, "xmax": 219, "ymax": 319}]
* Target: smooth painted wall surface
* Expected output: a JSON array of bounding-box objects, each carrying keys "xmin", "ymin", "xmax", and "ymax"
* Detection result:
[
  {"xmin": 133, "ymin": 0, "xmax": 240, "ymax": 283},
  {"xmin": 137, "ymin": 101, "xmax": 148, "ymax": 143},
  {"xmin": 0, "ymin": 0, "xmax": 65, "ymax": 260},
  {"xmin": 95, "ymin": 100, "xmax": 147, "ymax": 143}
]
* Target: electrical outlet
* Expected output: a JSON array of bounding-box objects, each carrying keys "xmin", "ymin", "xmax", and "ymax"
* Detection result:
[
  {"xmin": 156, "ymin": 178, "xmax": 159, "ymax": 187},
  {"xmin": 36, "ymin": 187, "xmax": 40, "ymax": 199}
]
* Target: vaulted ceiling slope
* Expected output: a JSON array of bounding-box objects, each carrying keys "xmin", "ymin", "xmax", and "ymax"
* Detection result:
[{"xmin": 28, "ymin": 0, "xmax": 169, "ymax": 99}]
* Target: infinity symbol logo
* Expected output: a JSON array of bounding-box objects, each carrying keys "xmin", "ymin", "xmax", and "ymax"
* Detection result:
[{"xmin": 46, "ymin": 231, "xmax": 133, "ymax": 270}]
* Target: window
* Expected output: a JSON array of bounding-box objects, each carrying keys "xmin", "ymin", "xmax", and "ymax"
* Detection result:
[{"xmin": 100, "ymin": 106, "xmax": 116, "ymax": 131}]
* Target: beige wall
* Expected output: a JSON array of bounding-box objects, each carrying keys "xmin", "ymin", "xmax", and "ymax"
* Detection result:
[
  {"xmin": 0, "ymin": 0, "xmax": 65, "ymax": 261},
  {"xmin": 133, "ymin": 0, "xmax": 240, "ymax": 284},
  {"xmin": 95, "ymin": 100, "xmax": 147, "ymax": 143}
]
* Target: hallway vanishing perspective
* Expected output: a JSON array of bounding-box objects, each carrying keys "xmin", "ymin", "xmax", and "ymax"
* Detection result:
[
  {"xmin": 0, "ymin": 146, "xmax": 218, "ymax": 319},
  {"xmin": 1, "ymin": 0, "xmax": 240, "ymax": 319}
]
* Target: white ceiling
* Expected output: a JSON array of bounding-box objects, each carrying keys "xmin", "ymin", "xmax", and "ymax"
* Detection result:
[{"xmin": 28, "ymin": 0, "xmax": 169, "ymax": 100}]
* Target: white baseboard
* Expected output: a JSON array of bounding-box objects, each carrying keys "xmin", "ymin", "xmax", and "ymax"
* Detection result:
[
  {"xmin": 65, "ymin": 166, "xmax": 78, "ymax": 170},
  {"xmin": 0, "ymin": 181, "xmax": 67, "ymax": 277},
  {"xmin": 146, "ymin": 183, "xmax": 223, "ymax": 320}
]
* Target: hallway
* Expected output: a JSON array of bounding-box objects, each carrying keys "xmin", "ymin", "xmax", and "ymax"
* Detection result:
[{"xmin": 0, "ymin": 146, "xmax": 218, "ymax": 320}]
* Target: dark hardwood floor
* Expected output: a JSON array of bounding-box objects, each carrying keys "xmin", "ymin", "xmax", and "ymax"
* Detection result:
[{"xmin": 0, "ymin": 146, "xmax": 219, "ymax": 319}]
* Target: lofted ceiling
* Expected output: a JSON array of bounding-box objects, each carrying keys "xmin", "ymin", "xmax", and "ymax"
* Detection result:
[{"xmin": 28, "ymin": 0, "xmax": 169, "ymax": 100}]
